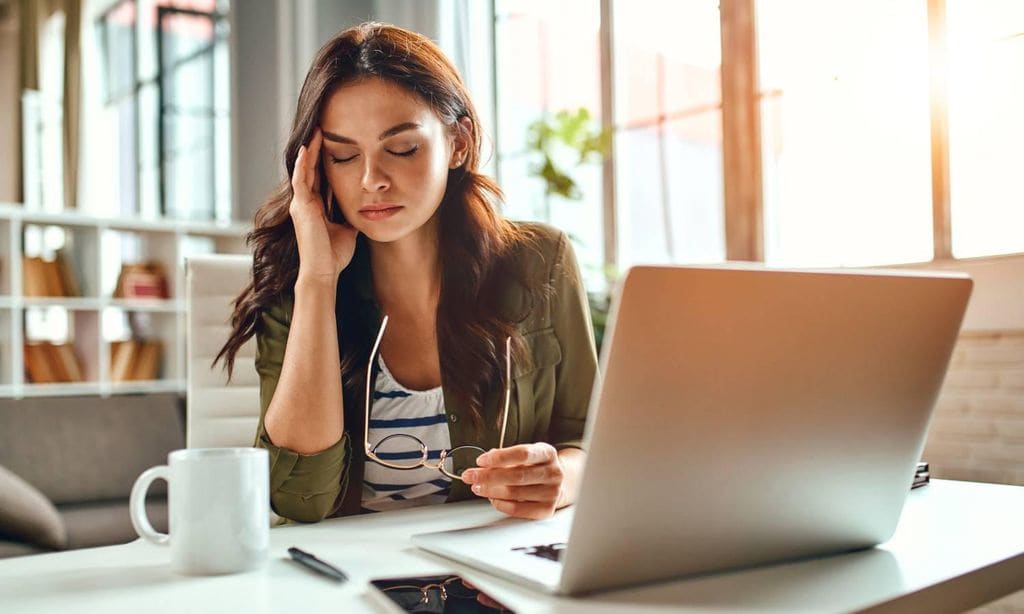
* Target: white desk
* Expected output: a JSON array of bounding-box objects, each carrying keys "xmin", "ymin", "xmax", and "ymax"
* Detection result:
[{"xmin": 0, "ymin": 479, "xmax": 1021, "ymax": 613}]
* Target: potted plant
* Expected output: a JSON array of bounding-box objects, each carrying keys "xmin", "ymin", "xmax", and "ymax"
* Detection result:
[{"xmin": 525, "ymin": 108, "xmax": 614, "ymax": 350}]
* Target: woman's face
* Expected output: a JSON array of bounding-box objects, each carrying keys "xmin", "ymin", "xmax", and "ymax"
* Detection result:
[{"xmin": 318, "ymin": 78, "xmax": 466, "ymax": 244}]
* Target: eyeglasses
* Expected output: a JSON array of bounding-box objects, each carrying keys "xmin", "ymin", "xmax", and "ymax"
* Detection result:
[
  {"xmin": 380, "ymin": 575, "xmax": 510, "ymax": 612},
  {"xmin": 364, "ymin": 315, "xmax": 510, "ymax": 482}
]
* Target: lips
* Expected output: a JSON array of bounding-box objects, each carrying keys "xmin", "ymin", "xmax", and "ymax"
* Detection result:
[
  {"xmin": 360, "ymin": 202, "xmax": 401, "ymax": 212},
  {"xmin": 358, "ymin": 203, "xmax": 403, "ymax": 220}
]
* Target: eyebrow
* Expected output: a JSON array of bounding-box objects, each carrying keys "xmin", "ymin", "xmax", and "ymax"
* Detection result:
[{"xmin": 321, "ymin": 122, "xmax": 422, "ymax": 145}]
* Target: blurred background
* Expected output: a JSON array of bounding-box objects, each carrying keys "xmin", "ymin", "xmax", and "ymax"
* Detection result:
[{"xmin": 0, "ymin": 2, "xmax": 1021, "ymax": 606}]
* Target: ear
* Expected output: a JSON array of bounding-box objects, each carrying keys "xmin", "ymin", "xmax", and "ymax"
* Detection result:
[{"xmin": 449, "ymin": 116, "xmax": 473, "ymax": 169}]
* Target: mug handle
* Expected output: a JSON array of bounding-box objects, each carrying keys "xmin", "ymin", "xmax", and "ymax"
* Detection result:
[{"xmin": 130, "ymin": 465, "xmax": 170, "ymax": 545}]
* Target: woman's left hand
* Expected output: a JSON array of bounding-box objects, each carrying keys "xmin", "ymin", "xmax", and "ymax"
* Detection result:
[{"xmin": 460, "ymin": 443, "xmax": 565, "ymax": 520}]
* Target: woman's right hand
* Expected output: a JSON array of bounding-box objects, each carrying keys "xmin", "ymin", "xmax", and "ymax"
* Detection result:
[{"xmin": 290, "ymin": 127, "xmax": 359, "ymax": 285}]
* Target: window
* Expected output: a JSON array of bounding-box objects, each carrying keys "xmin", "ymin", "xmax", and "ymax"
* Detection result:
[
  {"xmin": 22, "ymin": 10, "xmax": 67, "ymax": 212},
  {"xmin": 96, "ymin": 0, "xmax": 230, "ymax": 222},
  {"xmin": 757, "ymin": 0, "xmax": 934, "ymax": 266},
  {"xmin": 947, "ymin": 0, "xmax": 1024, "ymax": 258},
  {"xmin": 493, "ymin": 0, "xmax": 1022, "ymax": 275},
  {"xmin": 613, "ymin": 0, "xmax": 725, "ymax": 267},
  {"xmin": 493, "ymin": 0, "xmax": 605, "ymax": 287},
  {"xmin": 494, "ymin": 0, "xmax": 725, "ymax": 282}
]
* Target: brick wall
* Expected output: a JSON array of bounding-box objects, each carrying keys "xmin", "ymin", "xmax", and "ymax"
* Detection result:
[
  {"xmin": 903, "ymin": 257, "xmax": 1023, "ymax": 612},
  {"xmin": 924, "ymin": 330, "xmax": 1024, "ymax": 486},
  {"xmin": 933, "ymin": 332, "xmax": 1024, "ymax": 611}
]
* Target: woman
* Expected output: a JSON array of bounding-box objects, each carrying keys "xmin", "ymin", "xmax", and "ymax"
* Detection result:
[{"xmin": 217, "ymin": 22, "xmax": 597, "ymax": 523}]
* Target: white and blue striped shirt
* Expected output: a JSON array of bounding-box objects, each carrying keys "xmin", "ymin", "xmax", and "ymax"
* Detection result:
[{"xmin": 361, "ymin": 356, "xmax": 452, "ymax": 513}]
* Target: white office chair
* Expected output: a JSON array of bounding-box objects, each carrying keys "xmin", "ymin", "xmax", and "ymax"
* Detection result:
[{"xmin": 185, "ymin": 254, "xmax": 260, "ymax": 449}]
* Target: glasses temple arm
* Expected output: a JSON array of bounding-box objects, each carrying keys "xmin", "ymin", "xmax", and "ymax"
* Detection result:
[
  {"xmin": 498, "ymin": 336, "xmax": 511, "ymax": 449},
  {"xmin": 365, "ymin": 315, "xmax": 390, "ymax": 450}
]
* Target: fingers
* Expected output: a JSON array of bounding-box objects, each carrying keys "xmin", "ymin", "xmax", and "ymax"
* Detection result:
[
  {"xmin": 308, "ymin": 128, "xmax": 323, "ymax": 193},
  {"xmin": 291, "ymin": 145, "xmax": 309, "ymax": 195},
  {"xmin": 476, "ymin": 592, "xmax": 504, "ymax": 609},
  {"xmin": 326, "ymin": 219, "xmax": 358, "ymax": 241},
  {"xmin": 291, "ymin": 128, "xmax": 323, "ymax": 199},
  {"xmin": 303, "ymin": 127, "xmax": 323, "ymax": 174},
  {"xmin": 462, "ymin": 462, "xmax": 562, "ymax": 487},
  {"xmin": 462, "ymin": 446, "xmax": 565, "ymax": 517},
  {"xmin": 476, "ymin": 443, "xmax": 557, "ymax": 468},
  {"xmin": 489, "ymin": 498, "xmax": 557, "ymax": 520},
  {"xmin": 459, "ymin": 580, "xmax": 503, "ymax": 610},
  {"xmin": 472, "ymin": 483, "xmax": 561, "ymax": 503}
]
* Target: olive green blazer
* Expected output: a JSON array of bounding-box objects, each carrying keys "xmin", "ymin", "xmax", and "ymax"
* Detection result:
[{"xmin": 253, "ymin": 222, "xmax": 598, "ymax": 522}]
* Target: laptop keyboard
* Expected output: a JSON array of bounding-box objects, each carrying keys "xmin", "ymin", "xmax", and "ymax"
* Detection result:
[{"xmin": 511, "ymin": 542, "xmax": 567, "ymax": 562}]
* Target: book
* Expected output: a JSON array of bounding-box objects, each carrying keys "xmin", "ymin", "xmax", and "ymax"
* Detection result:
[
  {"xmin": 51, "ymin": 343, "xmax": 84, "ymax": 382},
  {"xmin": 115, "ymin": 263, "xmax": 169, "ymax": 299},
  {"xmin": 912, "ymin": 461, "xmax": 930, "ymax": 490},
  {"xmin": 109, "ymin": 339, "xmax": 162, "ymax": 381},
  {"xmin": 41, "ymin": 260, "xmax": 65, "ymax": 296},
  {"xmin": 131, "ymin": 341, "xmax": 162, "ymax": 381},
  {"xmin": 22, "ymin": 257, "xmax": 75, "ymax": 297},
  {"xmin": 55, "ymin": 250, "xmax": 80, "ymax": 297},
  {"xmin": 123, "ymin": 272, "xmax": 168, "ymax": 299},
  {"xmin": 22, "ymin": 257, "xmax": 48, "ymax": 296},
  {"xmin": 24, "ymin": 343, "xmax": 58, "ymax": 383},
  {"xmin": 110, "ymin": 340, "xmax": 139, "ymax": 382},
  {"xmin": 25, "ymin": 342, "xmax": 85, "ymax": 383}
]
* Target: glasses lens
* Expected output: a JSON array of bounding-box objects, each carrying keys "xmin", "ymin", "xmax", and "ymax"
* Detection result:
[
  {"xmin": 441, "ymin": 446, "xmax": 486, "ymax": 479},
  {"xmin": 443, "ymin": 577, "xmax": 476, "ymax": 599},
  {"xmin": 372, "ymin": 434, "xmax": 428, "ymax": 469}
]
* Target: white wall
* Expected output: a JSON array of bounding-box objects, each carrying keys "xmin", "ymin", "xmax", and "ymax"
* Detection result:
[
  {"xmin": 895, "ymin": 255, "xmax": 1024, "ymax": 490},
  {"xmin": 907, "ymin": 254, "xmax": 1024, "ymax": 332},
  {"xmin": 230, "ymin": 0, "xmax": 287, "ymax": 223}
]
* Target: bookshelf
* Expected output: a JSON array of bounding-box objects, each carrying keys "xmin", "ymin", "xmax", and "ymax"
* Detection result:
[{"xmin": 0, "ymin": 203, "xmax": 249, "ymax": 398}]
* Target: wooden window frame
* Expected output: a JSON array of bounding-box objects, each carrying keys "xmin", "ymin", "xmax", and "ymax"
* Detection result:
[
  {"xmin": 541, "ymin": 0, "xmax": 1013, "ymax": 271},
  {"xmin": 719, "ymin": 0, "xmax": 763, "ymax": 262}
]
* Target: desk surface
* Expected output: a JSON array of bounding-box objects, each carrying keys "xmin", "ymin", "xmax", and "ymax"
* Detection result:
[{"xmin": 0, "ymin": 479, "xmax": 1022, "ymax": 613}]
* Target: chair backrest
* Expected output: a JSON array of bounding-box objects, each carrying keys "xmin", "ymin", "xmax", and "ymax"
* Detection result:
[{"xmin": 185, "ymin": 254, "xmax": 259, "ymax": 449}]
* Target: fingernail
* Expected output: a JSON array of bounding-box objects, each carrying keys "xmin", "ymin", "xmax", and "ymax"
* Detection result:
[
  {"xmin": 472, "ymin": 484, "xmax": 482, "ymax": 494},
  {"xmin": 462, "ymin": 470, "xmax": 476, "ymax": 483},
  {"xmin": 476, "ymin": 454, "xmax": 490, "ymax": 467}
]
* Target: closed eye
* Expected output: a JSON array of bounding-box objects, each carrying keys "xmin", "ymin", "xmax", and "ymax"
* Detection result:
[
  {"xmin": 329, "ymin": 145, "xmax": 418, "ymax": 164},
  {"xmin": 388, "ymin": 145, "xmax": 419, "ymax": 157}
]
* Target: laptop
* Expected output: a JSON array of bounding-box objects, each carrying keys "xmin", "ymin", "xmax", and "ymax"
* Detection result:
[{"xmin": 413, "ymin": 264, "xmax": 972, "ymax": 595}]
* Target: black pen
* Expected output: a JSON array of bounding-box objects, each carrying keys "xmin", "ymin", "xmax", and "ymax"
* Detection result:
[{"xmin": 288, "ymin": 546, "xmax": 349, "ymax": 583}]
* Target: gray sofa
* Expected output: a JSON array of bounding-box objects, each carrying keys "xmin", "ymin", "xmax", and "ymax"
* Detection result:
[{"xmin": 0, "ymin": 393, "xmax": 184, "ymax": 558}]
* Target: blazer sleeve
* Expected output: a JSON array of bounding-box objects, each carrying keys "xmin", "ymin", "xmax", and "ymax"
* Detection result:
[
  {"xmin": 548, "ymin": 232, "xmax": 599, "ymax": 451},
  {"xmin": 253, "ymin": 296, "xmax": 350, "ymax": 522}
]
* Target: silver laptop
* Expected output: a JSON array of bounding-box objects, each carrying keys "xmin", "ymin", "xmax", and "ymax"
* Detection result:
[{"xmin": 413, "ymin": 264, "xmax": 972, "ymax": 595}]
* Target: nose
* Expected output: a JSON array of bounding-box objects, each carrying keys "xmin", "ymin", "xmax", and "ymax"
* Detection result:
[{"xmin": 361, "ymin": 156, "xmax": 390, "ymax": 193}]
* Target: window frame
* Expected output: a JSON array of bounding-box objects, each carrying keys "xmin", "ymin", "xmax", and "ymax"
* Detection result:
[
  {"xmin": 496, "ymin": 0, "xmax": 1019, "ymax": 273},
  {"xmin": 95, "ymin": 0, "xmax": 227, "ymax": 220}
]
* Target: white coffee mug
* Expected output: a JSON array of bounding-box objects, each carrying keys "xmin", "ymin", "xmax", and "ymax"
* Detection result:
[{"xmin": 130, "ymin": 447, "xmax": 270, "ymax": 575}]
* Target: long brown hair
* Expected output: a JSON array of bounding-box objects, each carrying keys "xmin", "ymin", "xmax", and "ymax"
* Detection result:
[{"xmin": 216, "ymin": 22, "xmax": 542, "ymax": 429}]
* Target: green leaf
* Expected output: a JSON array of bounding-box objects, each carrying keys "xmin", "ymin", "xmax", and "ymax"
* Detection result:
[{"xmin": 524, "ymin": 107, "xmax": 610, "ymax": 203}]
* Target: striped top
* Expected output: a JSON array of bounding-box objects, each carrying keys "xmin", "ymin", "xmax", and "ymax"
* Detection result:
[{"xmin": 361, "ymin": 356, "xmax": 452, "ymax": 513}]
